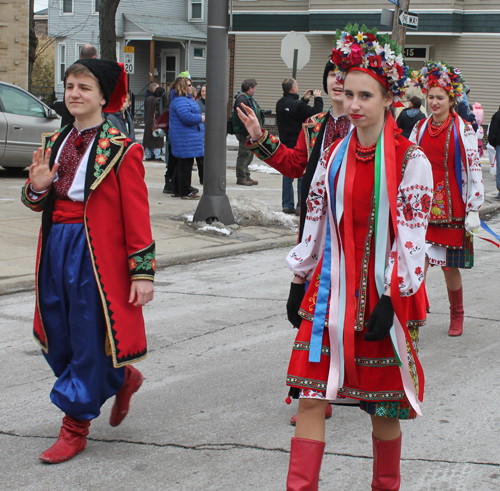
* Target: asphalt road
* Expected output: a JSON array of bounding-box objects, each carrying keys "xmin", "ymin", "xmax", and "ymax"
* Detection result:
[{"xmin": 1, "ymin": 218, "xmax": 500, "ymax": 490}]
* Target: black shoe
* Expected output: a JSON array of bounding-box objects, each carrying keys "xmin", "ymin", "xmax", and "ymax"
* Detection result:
[
  {"xmin": 190, "ymin": 186, "xmax": 199, "ymax": 194},
  {"xmin": 282, "ymin": 208, "xmax": 296, "ymax": 214},
  {"xmin": 163, "ymin": 185, "xmax": 173, "ymax": 194}
]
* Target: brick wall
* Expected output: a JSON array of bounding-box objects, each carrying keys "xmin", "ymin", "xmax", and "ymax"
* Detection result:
[{"xmin": 0, "ymin": 0, "xmax": 30, "ymax": 88}]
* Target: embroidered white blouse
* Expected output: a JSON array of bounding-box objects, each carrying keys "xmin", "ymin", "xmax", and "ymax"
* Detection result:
[{"xmin": 286, "ymin": 140, "xmax": 434, "ymax": 297}]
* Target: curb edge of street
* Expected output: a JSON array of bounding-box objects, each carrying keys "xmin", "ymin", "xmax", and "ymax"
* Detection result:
[{"xmin": 0, "ymin": 234, "xmax": 297, "ymax": 297}]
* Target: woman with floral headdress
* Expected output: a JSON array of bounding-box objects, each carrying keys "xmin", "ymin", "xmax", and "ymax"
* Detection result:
[
  {"xmin": 243, "ymin": 24, "xmax": 433, "ymax": 490},
  {"xmin": 411, "ymin": 62, "xmax": 484, "ymax": 337}
]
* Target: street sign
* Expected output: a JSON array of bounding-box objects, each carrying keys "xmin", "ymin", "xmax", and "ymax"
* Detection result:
[
  {"xmin": 387, "ymin": 0, "xmax": 399, "ymax": 5},
  {"xmin": 398, "ymin": 10, "xmax": 419, "ymax": 30},
  {"xmin": 381, "ymin": 8, "xmax": 394, "ymax": 26},
  {"xmin": 280, "ymin": 32, "xmax": 311, "ymax": 72},
  {"xmin": 123, "ymin": 46, "xmax": 135, "ymax": 74}
]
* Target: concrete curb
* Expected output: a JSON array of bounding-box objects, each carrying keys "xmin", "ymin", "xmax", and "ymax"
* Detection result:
[{"xmin": 0, "ymin": 234, "xmax": 297, "ymax": 297}]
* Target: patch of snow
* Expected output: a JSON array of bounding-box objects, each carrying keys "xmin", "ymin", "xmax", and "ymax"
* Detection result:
[
  {"xmin": 248, "ymin": 163, "xmax": 280, "ymax": 175},
  {"xmin": 177, "ymin": 198, "xmax": 298, "ymax": 234},
  {"xmin": 195, "ymin": 224, "xmax": 232, "ymax": 236},
  {"xmin": 229, "ymin": 196, "xmax": 298, "ymax": 231}
]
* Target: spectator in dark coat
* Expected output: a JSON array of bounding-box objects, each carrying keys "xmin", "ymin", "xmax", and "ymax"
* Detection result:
[
  {"xmin": 105, "ymin": 93, "xmax": 135, "ymax": 141},
  {"xmin": 488, "ymin": 104, "xmax": 500, "ymax": 200},
  {"xmin": 232, "ymin": 78, "xmax": 262, "ymax": 186},
  {"xmin": 168, "ymin": 77, "xmax": 205, "ymax": 199},
  {"xmin": 143, "ymin": 86, "xmax": 165, "ymax": 161},
  {"xmin": 144, "ymin": 82, "xmax": 159, "ymax": 105},
  {"xmin": 396, "ymin": 96, "xmax": 426, "ymax": 139},
  {"xmin": 276, "ymin": 78, "xmax": 323, "ymax": 214}
]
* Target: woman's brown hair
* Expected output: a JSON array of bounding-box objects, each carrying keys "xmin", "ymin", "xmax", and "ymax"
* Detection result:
[{"xmin": 173, "ymin": 77, "xmax": 191, "ymax": 97}]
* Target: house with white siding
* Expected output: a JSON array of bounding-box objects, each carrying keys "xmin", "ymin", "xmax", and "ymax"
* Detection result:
[
  {"xmin": 49, "ymin": 0, "xmax": 207, "ymax": 101},
  {"xmin": 230, "ymin": 0, "xmax": 500, "ymax": 122}
]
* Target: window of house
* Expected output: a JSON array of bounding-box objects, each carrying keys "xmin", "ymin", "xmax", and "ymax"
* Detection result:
[
  {"xmin": 92, "ymin": 0, "xmax": 102, "ymax": 14},
  {"xmin": 62, "ymin": 0, "xmax": 73, "ymax": 14},
  {"xmin": 189, "ymin": 0, "xmax": 203, "ymax": 21},
  {"xmin": 59, "ymin": 44, "xmax": 66, "ymax": 83},
  {"xmin": 193, "ymin": 47, "xmax": 205, "ymax": 59},
  {"xmin": 75, "ymin": 43, "xmax": 85, "ymax": 60}
]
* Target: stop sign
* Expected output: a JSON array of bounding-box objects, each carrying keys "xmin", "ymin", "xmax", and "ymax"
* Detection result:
[{"xmin": 280, "ymin": 32, "xmax": 311, "ymax": 71}]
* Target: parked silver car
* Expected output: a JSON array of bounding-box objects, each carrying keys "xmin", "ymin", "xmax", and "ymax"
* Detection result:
[{"xmin": 0, "ymin": 81, "xmax": 61, "ymax": 170}]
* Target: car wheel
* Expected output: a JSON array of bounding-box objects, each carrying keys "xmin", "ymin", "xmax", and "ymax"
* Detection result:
[{"xmin": 2, "ymin": 166, "xmax": 27, "ymax": 171}]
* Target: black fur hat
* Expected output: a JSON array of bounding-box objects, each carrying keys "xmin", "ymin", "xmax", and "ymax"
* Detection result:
[{"xmin": 69, "ymin": 58, "xmax": 127, "ymax": 113}]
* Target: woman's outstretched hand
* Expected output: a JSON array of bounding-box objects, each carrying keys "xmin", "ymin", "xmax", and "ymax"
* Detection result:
[
  {"xmin": 236, "ymin": 103, "xmax": 263, "ymax": 140},
  {"xmin": 29, "ymin": 147, "xmax": 60, "ymax": 192}
]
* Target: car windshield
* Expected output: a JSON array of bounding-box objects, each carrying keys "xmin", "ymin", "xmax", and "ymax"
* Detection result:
[{"xmin": 0, "ymin": 85, "xmax": 46, "ymax": 118}]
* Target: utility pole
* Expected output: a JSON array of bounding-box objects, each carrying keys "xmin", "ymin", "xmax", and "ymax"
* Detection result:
[
  {"xmin": 391, "ymin": 0, "xmax": 410, "ymax": 49},
  {"xmin": 193, "ymin": 0, "xmax": 235, "ymax": 225}
]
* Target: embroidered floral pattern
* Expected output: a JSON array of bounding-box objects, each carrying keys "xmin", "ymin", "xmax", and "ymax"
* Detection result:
[
  {"xmin": 128, "ymin": 241, "xmax": 156, "ymax": 279},
  {"xmin": 430, "ymin": 181, "xmax": 446, "ymax": 218},
  {"xmin": 247, "ymin": 130, "xmax": 281, "ymax": 160},
  {"xmin": 94, "ymin": 122, "xmax": 115, "ymax": 178}
]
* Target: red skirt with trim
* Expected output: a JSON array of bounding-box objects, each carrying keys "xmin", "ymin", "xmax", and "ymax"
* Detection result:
[{"xmin": 286, "ymin": 262, "xmax": 427, "ymax": 403}]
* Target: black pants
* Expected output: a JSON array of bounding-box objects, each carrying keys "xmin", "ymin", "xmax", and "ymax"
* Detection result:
[
  {"xmin": 165, "ymin": 145, "xmax": 178, "ymax": 180},
  {"xmin": 173, "ymin": 157, "xmax": 194, "ymax": 197},
  {"xmin": 195, "ymin": 156, "xmax": 204, "ymax": 185}
]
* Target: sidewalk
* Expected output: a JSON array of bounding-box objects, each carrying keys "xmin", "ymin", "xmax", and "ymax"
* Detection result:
[
  {"xmin": 0, "ymin": 151, "xmax": 498, "ymax": 296},
  {"xmin": 0, "ymin": 150, "xmax": 296, "ymax": 296}
]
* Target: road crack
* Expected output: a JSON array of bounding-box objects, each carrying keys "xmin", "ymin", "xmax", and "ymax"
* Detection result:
[{"xmin": 1, "ymin": 430, "xmax": 499, "ymax": 467}]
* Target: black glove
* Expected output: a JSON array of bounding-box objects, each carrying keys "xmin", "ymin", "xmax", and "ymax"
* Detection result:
[
  {"xmin": 364, "ymin": 295, "xmax": 394, "ymax": 342},
  {"xmin": 287, "ymin": 282, "xmax": 306, "ymax": 328}
]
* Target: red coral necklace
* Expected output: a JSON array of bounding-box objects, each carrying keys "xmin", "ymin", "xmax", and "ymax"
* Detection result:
[
  {"xmin": 428, "ymin": 112, "xmax": 452, "ymax": 138},
  {"xmin": 356, "ymin": 141, "xmax": 377, "ymax": 162}
]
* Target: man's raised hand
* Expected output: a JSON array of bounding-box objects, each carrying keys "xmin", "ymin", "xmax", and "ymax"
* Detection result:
[
  {"xmin": 29, "ymin": 147, "xmax": 60, "ymax": 192},
  {"xmin": 236, "ymin": 103, "xmax": 262, "ymax": 140}
]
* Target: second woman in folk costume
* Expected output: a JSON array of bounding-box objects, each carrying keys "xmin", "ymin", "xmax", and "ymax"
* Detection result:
[
  {"xmin": 277, "ymin": 25, "xmax": 433, "ymax": 490},
  {"xmin": 411, "ymin": 62, "xmax": 484, "ymax": 337},
  {"xmin": 237, "ymin": 52, "xmax": 352, "ymax": 427}
]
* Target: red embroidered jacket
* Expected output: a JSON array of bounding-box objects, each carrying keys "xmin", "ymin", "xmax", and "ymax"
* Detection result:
[{"xmin": 21, "ymin": 121, "xmax": 154, "ymax": 368}]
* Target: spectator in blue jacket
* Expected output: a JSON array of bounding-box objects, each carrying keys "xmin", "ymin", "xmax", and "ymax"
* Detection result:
[{"xmin": 169, "ymin": 77, "xmax": 205, "ymax": 199}]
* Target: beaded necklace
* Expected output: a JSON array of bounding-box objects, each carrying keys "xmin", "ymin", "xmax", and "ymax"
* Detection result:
[
  {"xmin": 428, "ymin": 112, "xmax": 453, "ymax": 138},
  {"xmin": 355, "ymin": 141, "xmax": 377, "ymax": 162}
]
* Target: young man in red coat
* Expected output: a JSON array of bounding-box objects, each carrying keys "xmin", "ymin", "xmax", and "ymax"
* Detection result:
[{"xmin": 22, "ymin": 59, "xmax": 155, "ymax": 464}]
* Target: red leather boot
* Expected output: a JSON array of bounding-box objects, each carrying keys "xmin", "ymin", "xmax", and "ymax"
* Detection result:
[
  {"xmin": 447, "ymin": 286, "xmax": 464, "ymax": 336},
  {"xmin": 371, "ymin": 433, "xmax": 402, "ymax": 491},
  {"xmin": 39, "ymin": 415, "xmax": 91, "ymax": 464},
  {"xmin": 290, "ymin": 404, "xmax": 332, "ymax": 426},
  {"xmin": 286, "ymin": 437, "xmax": 325, "ymax": 491},
  {"xmin": 109, "ymin": 365, "xmax": 144, "ymax": 427}
]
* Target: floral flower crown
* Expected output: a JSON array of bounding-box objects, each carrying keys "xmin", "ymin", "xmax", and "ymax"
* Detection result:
[
  {"xmin": 412, "ymin": 61, "xmax": 465, "ymax": 99},
  {"xmin": 329, "ymin": 23, "xmax": 408, "ymax": 101}
]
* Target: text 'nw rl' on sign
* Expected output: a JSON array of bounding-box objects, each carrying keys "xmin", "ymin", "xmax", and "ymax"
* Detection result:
[{"xmin": 398, "ymin": 11, "xmax": 419, "ymax": 30}]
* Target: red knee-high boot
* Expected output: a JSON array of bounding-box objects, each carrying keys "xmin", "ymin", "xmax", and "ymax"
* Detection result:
[
  {"xmin": 371, "ymin": 433, "xmax": 402, "ymax": 491},
  {"xmin": 109, "ymin": 365, "xmax": 144, "ymax": 427},
  {"xmin": 39, "ymin": 415, "xmax": 91, "ymax": 464},
  {"xmin": 447, "ymin": 286, "xmax": 464, "ymax": 336},
  {"xmin": 286, "ymin": 437, "xmax": 325, "ymax": 491}
]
